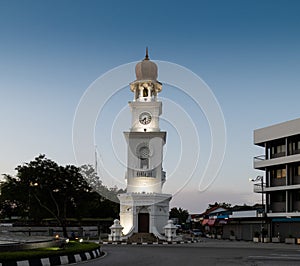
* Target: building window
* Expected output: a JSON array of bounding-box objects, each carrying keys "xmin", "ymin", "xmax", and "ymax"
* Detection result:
[
  {"xmin": 271, "ymin": 143, "xmax": 286, "ymax": 158},
  {"xmin": 289, "ymin": 137, "xmax": 300, "ymax": 155},
  {"xmin": 272, "ymin": 191, "xmax": 285, "ymax": 202},
  {"xmin": 290, "ymin": 164, "xmax": 300, "ymax": 178},
  {"xmin": 294, "ymin": 165, "xmax": 300, "ymax": 176},
  {"xmin": 137, "ymin": 145, "xmax": 150, "ymax": 169},
  {"xmin": 295, "ymin": 141, "xmax": 300, "ymax": 152},
  {"xmin": 140, "ymin": 158, "xmax": 148, "ymax": 169},
  {"xmin": 294, "ymin": 190, "xmax": 300, "ymax": 201},
  {"xmin": 143, "ymin": 88, "xmax": 148, "ymax": 97},
  {"xmin": 289, "ymin": 164, "xmax": 300, "ymax": 185},
  {"xmin": 271, "ymin": 168, "xmax": 286, "ymax": 179},
  {"xmin": 276, "ymin": 168, "xmax": 286, "ymax": 179}
]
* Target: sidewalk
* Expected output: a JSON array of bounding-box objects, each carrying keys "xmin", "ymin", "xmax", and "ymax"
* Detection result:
[{"xmin": 192, "ymin": 237, "xmax": 300, "ymax": 250}]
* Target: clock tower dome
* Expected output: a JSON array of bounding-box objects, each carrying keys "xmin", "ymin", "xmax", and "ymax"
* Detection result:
[{"xmin": 118, "ymin": 49, "xmax": 171, "ymax": 237}]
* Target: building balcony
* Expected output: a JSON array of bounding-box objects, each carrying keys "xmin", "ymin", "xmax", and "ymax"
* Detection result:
[
  {"xmin": 253, "ymin": 183, "xmax": 300, "ymax": 193},
  {"xmin": 270, "ymin": 152, "xmax": 286, "ymax": 159},
  {"xmin": 290, "ymin": 149, "xmax": 300, "ymax": 155},
  {"xmin": 252, "ymin": 178, "xmax": 300, "ymax": 190},
  {"xmin": 270, "ymin": 178, "xmax": 286, "ymax": 187},
  {"xmin": 262, "ymin": 184, "xmax": 300, "ymax": 192},
  {"xmin": 269, "ymin": 202, "xmax": 286, "ymax": 213},
  {"xmin": 291, "ymin": 201, "xmax": 300, "ymax": 212},
  {"xmin": 254, "ymin": 155, "xmax": 266, "ymax": 162},
  {"xmin": 291, "ymin": 175, "xmax": 300, "ymax": 185},
  {"xmin": 254, "ymin": 153, "xmax": 300, "ymax": 170},
  {"xmin": 253, "ymin": 183, "xmax": 266, "ymax": 193}
]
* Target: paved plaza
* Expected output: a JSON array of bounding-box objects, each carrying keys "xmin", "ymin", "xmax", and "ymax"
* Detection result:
[
  {"xmin": 0, "ymin": 232, "xmax": 52, "ymax": 244},
  {"xmin": 89, "ymin": 238, "xmax": 300, "ymax": 266},
  {"xmin": 2, "ymin": 233, "xmax": 300, "ymax": 265}
]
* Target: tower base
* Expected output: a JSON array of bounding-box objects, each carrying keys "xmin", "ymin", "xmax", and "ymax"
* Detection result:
[{"xmin": 118, "ymin": 192, "xmax": 172, "ymax": 238}]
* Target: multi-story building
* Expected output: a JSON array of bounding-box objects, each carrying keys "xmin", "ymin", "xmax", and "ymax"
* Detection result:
[{"xmin": 254, "ymin": 118, "xmax": 300, "ymax": 239}]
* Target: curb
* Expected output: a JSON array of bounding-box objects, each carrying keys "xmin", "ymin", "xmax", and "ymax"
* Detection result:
[
  {"xmin": 0, "ymin": 247, "xmax": 103, "ymax": 266},
  {"xmin": 100, "ymin": 239, "xmax": 201, "ymax": 245}
]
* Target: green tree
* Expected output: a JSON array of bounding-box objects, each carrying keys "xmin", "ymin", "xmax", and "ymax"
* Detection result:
[
  {"xmin": 79, "ymin": 164, "xmax": 121, "ymax": 218},
  {"xmin": 0, "ymin": 179, "xmax": 26, "ymax": 219},
  {"xmin": 1, "ymin": 155, "xmax": 91, "ymax": 237},
  {"xmin": 169, "ymin": 207, "xmax": 189, "ymax": 225},
  {"xmin": 0, "ymin": 157, "xmax": 124, "ymax": 236},
  {"xmin": 80, "ymin": 164, "xmax": 125, "ymax": 203}
]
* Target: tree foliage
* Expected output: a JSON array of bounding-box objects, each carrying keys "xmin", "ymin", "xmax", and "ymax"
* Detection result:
[
  {"xmin": 80, "ymin": 164, "xmax": 125, "ymax": 203},
  {"xmin": 0, "ymin": 155, "xmax": 120, "ymax": 237},
  {"xmin": 169, "ymin": 207, "xmax": 189, "ymax": 224},
  {"xmin": 79, "ymin": 164, "xmax": 121, "ymax": 219}
]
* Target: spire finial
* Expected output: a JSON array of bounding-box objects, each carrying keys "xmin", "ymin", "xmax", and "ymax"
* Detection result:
[{"xmin": 144, "ymin": 47, "xmax": 149, "ymax": 60}]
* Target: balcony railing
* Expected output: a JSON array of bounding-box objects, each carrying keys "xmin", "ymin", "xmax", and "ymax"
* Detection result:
[
  {"xmin": 290, "ymin": 149, "xmax": 300, "ymax": 155},
  {"xmin": 270, "ymin": 152, "xmax": 286, "ymax": 159},
  {"xmin": 253, "ymin": 155, "xmax": 266, "ymax": 163},
  {"xmin": 270, "ymin": 178, "xmax": 286, "ymax": 187},
  {"xmin": 253, "ymin": 183, "xmax": 266, "ymax": 193},
  {"xmin": 255, "ymin": 149, "xmax": 300, "ymax": 164},
  {"xmin": 135, "ymin": 170, "xmax": 155, "ymax": 178}
]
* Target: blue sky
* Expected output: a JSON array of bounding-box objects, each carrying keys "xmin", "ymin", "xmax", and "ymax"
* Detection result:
[{"xmin": 1, "ymin": 0, "xmax": 300, "ymax": 212}]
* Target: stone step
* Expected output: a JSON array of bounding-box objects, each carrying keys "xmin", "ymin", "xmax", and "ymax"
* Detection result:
[{"xmin": 127, "ymin": 233, "xmax": 158, "ymax": 243}]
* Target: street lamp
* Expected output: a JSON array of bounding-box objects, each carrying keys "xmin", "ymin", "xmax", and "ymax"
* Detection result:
[
  {"xmin": 28, "ymin": 182, "xmax": 38, "ymax": 221},
  {"xmin": 249, "ymin": 175, "xmax": 265, "ymax": 242}
]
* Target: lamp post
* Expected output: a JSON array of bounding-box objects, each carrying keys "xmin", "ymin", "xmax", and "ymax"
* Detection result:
[
  {"xmin": 250, "ymin": 175, "xmax": 264, "ymax": 242},
  {"xmin": 28, "ymin": 182, "xmax": 38, "ymax": 223}
]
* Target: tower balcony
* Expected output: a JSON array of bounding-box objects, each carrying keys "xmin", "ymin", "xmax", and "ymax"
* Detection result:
[
  {"xmin": 125, "ymin": 170, "xmax": 156, "ymax": 179},
  {"xmin": 135, "ymin": 169, "xmax": 156, "ymax": 178}
]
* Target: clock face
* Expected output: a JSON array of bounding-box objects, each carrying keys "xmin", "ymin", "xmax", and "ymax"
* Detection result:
[{"xmin": 139, "ymin": 112, "xmax": 152, "ymax": 125}]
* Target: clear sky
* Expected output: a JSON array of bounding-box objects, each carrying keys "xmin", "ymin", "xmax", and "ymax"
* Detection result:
[{"xmin": 1, "ymin": 0, "xmax": 300, "ymax": 213}]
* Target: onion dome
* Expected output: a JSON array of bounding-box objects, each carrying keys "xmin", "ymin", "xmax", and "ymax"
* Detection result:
[{"xmin": 135, "ymin": 47, "xmax": 158, "ymax": 81}]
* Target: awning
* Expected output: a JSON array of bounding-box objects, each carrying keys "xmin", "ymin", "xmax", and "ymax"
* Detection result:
[
  {"xmin": 272, "ymin": 217, "xmax": 300, "ymax": 222},
  {"xmin": 207, "ymin": 219, "xmax": 216, "ymax": 226},
  {"xmin": 217, "ymin": 215, "xmax": 229, "ymax": 219}
]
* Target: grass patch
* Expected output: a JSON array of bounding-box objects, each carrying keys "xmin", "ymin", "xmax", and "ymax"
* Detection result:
[{"xmin": 0, "ymin": 241, "xmax": 100, "ymax": 262}]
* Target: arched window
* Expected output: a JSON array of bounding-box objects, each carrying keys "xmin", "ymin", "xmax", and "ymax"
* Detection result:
[
  {"xmin": 143, "ymin": 88, "xmax": 148, "ymax": 97},
  {"xmin": 137, "ymin": 145, "xmax": 150, "ymax": 169}
]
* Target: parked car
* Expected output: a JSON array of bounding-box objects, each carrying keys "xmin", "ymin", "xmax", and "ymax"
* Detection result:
[{"xmin": 190, "ymin": 229, "xmax": 203, "ymax": 237}]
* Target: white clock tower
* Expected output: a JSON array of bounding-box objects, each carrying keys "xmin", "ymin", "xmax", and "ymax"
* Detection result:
[{"xmin": 118, "ymin": 49, "xmax": 172, "ymax": 237}]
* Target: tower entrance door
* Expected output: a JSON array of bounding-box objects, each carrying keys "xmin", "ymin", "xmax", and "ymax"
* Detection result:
[{"xmin": 138, "ymin": 213, "xmax": 149, "ymax": 233}]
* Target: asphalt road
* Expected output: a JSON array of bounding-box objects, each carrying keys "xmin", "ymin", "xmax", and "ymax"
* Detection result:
[{"xmin": 81, "ymin": 239, "xmax": 300, "ymax": 266}]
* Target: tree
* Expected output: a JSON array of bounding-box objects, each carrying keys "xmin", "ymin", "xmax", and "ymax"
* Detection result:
[
  {"xmin": 0, "ymin": 156, "xmax": 124, "ymax": 237},
  {"xmin": 80, "ymin": 164, "xmax": 125, "ymax": 203},
  {"xmin": 79, "ymin": 164, "xmax": 121, "ymax": 218},
  {"xmin": 0, "ymin": 178, "xmax": 26, "ymax": 219},
  {"xmin": 208, "ymin": 202, "xmax": 231, "ymax": 209},
  {"xmin": 2, "ymin": 155, "xmax": 92, "ymax": 237},
  {"xmin": 169, "ymin": 207, "xmax": 189, "ymax": 225}
]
